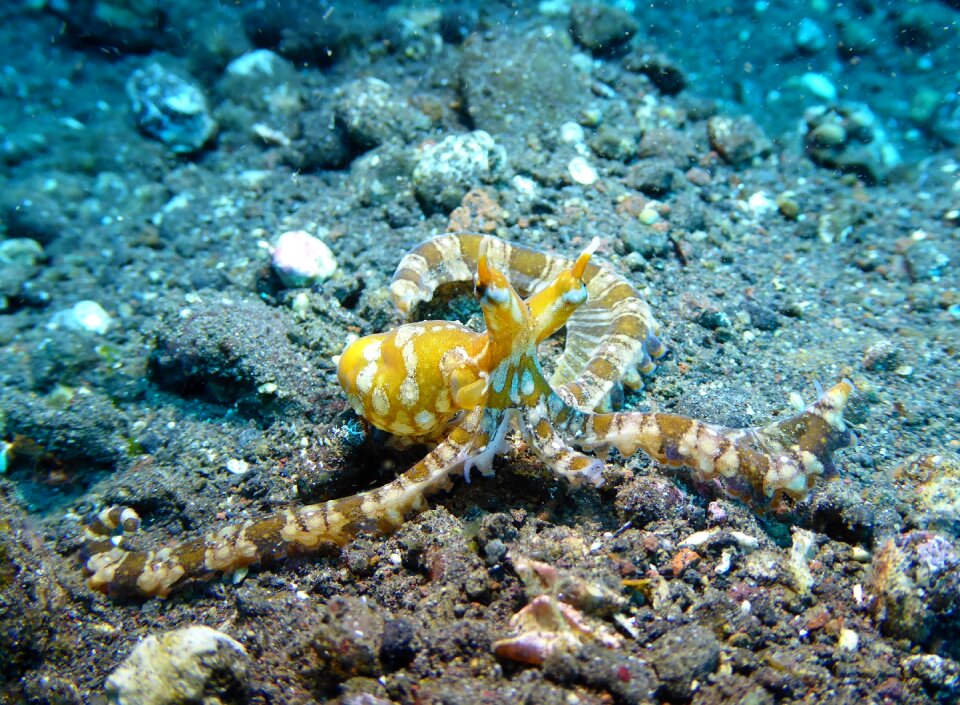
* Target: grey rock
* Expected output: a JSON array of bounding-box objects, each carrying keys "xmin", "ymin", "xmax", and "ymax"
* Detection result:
[
  {"xmin": 127, "ymin": 63, "xmax": 217, "ymax": 154},
  {"xmin": 803, "ymin": 103, "xmax": 900, "ymax": 184},
  {"xmin": 707, "ymin": 115, "xmax": 771, "ymax": 166},
  {"xmin": 569, "ymin": 3, "xmax": 638, "ymax": 54},
  {"xmin": 648, "ymin": 624, "xmax": 720, "ymax": 700},
  {"xmin": 335, "ymin": 77, "xmax": 429, "ymax": 152},
  {"xmin": 105, "ymin": 626, "xmax": 251, "ymax": 705},
  {"xmin": 458, "ymin": 30, "xmax": 591, "ymax": 136},
  {"xmin": 217, "ymin": 49, "xmax": 301, "ymax": 115},
  {"xmin": 412, "ymin": 131, "xmax": 508, "ymax": 214}
]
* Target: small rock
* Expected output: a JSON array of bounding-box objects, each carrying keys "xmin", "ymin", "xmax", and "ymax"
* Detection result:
[
  {"xmin": 283, "ymin": 105, "xmax": 351, "ymax": 172},
  {"xmin": 569, "ymin": 3, "xmax": 638, "ymax": 54},
  {"xmin": 626, "ymin": 159, "xmax": 676, "ymax": 196},
  {"xmin": 458, "ymin": 31, "xmax": 591, "ymax": 135},
  {"xmin": 904, "ymin": 238, "xmax": 950, "ymax": 281},
  {"xmin": 379, "ymin": 619, "xmax": 417, "ymax": 671},
  {"xmin": 647, "ymin": 624, "xmax": 720, "ymax": 700},
  {"xmin": 799, "ymin": 72, "xmax": 837, "ymax": 101},
  {"xmin": 588, "ymin": 124, "xmax": 637, "ymax": 162},
  {"xmin": 624, "ymin": 47, "xmax": 687, "ymax": 95},
  {"xmin": 47, "ymin": 300, "xmax": 112, "ymax": 335},
  {"xmin": 412, "ymin": 131, "xmax": 507, "ymax": 213},
  {"xmin": 0, "ymin": 238, "xmax": 44, "ymax": 301},
  {"xmin": 861, "ymin": 339, "xmax": 899, "ymax": 372},
  {"xmin": 706, "ymin": 115, "xmax": 771, "ymax": 166},
  {"xmin": 218, "ymin": 49, "xmax": 301, "ymax": 116},
  {"xmin": 803, "ymin": 103, "xmax": 900, "ymax": 184},
  {"xmin": 335, "ymin": 77, "xmax": 429, "ymax": 152},
  {"xmin": 127, "ymin": 63, "xmax": 217, "ymax": 154},
  {"xmin": 271, "ymin": 230, "xmax": 337, "ymax": 287},
  {"xmin": 696, "ymin": 310, "xmax": 731, "ymax": 331},
  {"xmin": 105, "ymin": 626, "xmax": 251, "ymax": 705},
  {"xmin": 568, "ymin": 156, "xmax": 598, "ymax": 185},
  {"xmin": 744, "ymin": 302, "xmax": 780, "ymax": 332},
  {"xmin": 795, "ymin": 18, "xmax": 827, "ymax": 54},
  {"xmin": 902, "ymin": 654, "xmax": 960, "ymax": 696}
]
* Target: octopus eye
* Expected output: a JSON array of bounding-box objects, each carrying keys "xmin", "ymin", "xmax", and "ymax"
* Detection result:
[{"xmin": 474, "ymin": 282, "xmax": 487, "ymax": 299}]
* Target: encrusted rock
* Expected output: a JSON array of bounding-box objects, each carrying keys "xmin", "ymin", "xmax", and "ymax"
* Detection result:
[
  {"xmin": 127, "ymin": 63, "xmax": 217, "ymax": 154},
  {"xmin": 869, "ymin": 531, "xmax": 960, "ymax": 647},
  {"xmin": 105, "ymin": 626, "xmax": 251, "ymax": 705},
  {"xmin": 335, "ymin": 77, "xmax": 429, "ymax": 152},
  {"xmin": 803, "ymin": 103, "xmax": 901, "ymax": 184},
  {"xmin": 412, "ymin": 131, "xmax": 507, "ymax": 214},
  {"xmin": 569, "ymin": 3, "xmax": 638, "ymax": 54},
  {"xmin": 588, "ymin": 124, "xmax": 637, "ymax": 162},
  {"xmin": 217, "ymin": 49, "xmax": 301, "ymax": 117},
  {"xmin": 458, "ymin": 29, "xmax": 590, "ymax": 136},
  {"xmin": 894, "ymin": 452, "xmax": 960, "ymax": 534},
  {"xmin": 623, "ymin": 47, "xmax": 687, "ymax": 95},
  {"xmin": 626, "ymin": 158, "xmax": 677, "ymax": 196},
  {"xmin": 647, "ymin": 623, "xmax": 720, "ymax": 700},
  {"xmin": 706, "ymin": 115, "xmax": 771, "ymax": 166}
]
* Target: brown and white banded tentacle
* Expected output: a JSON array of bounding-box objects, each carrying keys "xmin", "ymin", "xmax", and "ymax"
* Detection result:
[
  {"xmin": 84, "ymin": 408, "xmax": 487, "ymax": 599},
  {"xmin": 521, "ymin": 398, "xmax": 605, "ymax": 488},
  {"xmin": 548, "ymin": 381, "xmax": 855, "ymax": 508},
  {"xmin": 389, "ymin": 233, "xmax": 665, "ymax": 411}
]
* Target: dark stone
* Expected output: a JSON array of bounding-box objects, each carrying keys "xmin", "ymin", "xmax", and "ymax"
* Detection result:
[
  {"xmin": 623, "ymin": 48, "xmax": 687, "ymax": 95},
  {"xmin": 744, "ymin": 302, "xmax": 780, "ymax": 332},
  {"xmin": 379, "ymin": 619, "xmax": 417, "ymax": 671},
  {"xmin": 569, "ymin": 3, "xmax": 638, "ymax": 54},
  {"xmin": 589, "ymin": 125, "xmax": 637, "ymax": 162},
  {"xmin": 707, "ymin": 115, "xmax": 771, "ymax": 166},
  {"xmin": 648, "ymin": 624, "xmax": 720, "ymax": 700},
  {"xmin": 626, "ymin": 159, "xmax": 677, "ymax": 196},
  {"xmin": 458, "ymin": 31, "xmax": 591, "ymax": 136},
  {"xmin": 696, "ymin": 310, "xmax": 731, "ymax": 330},
  {"xmin": 284, "ymin": 107, "xmax": 351, "ymax": 172},
  {"xmin": 148, "ymin": 299, "xmax": 327, "ymax": 420},
  {"xmin": 242, "ymin": 0, "xmax": 381, "ymax": 65}
]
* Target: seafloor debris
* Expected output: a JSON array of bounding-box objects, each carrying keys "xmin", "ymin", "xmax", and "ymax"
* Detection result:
[{"xmin": 492, "ymin": 594, "xmax": 623, "ymax": 666}]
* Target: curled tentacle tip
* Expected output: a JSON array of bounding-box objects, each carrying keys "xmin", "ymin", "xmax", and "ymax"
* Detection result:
[{"xmin": 572, "ymin": 238, "xmax": 600, "ymax": 279}]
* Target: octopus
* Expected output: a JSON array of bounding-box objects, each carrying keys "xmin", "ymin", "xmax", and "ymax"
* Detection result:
[{"xmin": 83, "ymin": 233, "xmax": 854, "ymax": 599}]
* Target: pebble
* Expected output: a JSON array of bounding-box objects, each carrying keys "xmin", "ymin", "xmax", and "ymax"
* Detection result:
[
  {"xmin": 335, "ymin": 77, "xmax": 429, "ymax": 151},
  {"xmin": 800, "ymin": 72, "xmax": 837, "ymax": 101},
  {"xmin": 568, "ymin": 156, "xmax": 598, "ymax": 185},
  {"xmin": 861, "ymin": 339, "xmax": 898, "ymax": 372},
  {"xmin": 218, "ymin": 49, "xmax": 300, "ymax": 116},
  {"xmin": 270, "ymin": 230, "xmax": 337, "ymax": 287},
  {"xmin": 105, "ymin": 626, "xmax": 251, "ymax": 705},
  {"xmin": 795, "ymin": 18, "xmax": 827, "ymax": 54},
  {"xmin": 47, "ymin": 300, "xmax": 112, "ymax": 335},
  {"xmin": 126, "ymin": 63, "xmax": 217, "ymax": 154}
]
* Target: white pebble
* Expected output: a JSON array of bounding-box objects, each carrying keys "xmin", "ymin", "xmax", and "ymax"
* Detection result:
[
  {"xmin": 838, "ymin": 628, "xmax": 859, "ymax": 651},
  {"xmin": 226, "ymin": 458, "xmax": 250, "ymax": 475},
  {"xmin": 511, "ymin": 174, "xmax": 537, "ymax": 198},
  {"xmin": 48, "ymin": 300, "xmax": 112, "ymax": 335},
  {"xmin": 271, "ymin": 230, "xmax": 337, "ymax": 287},
  {"xmin": 560, "ymin": 121, "xmax": 585, "ymax": 144},
  {"xmin": 800, "ymin": 72, "xmax": 837, "ymax": 101},
  {"xmin": 568, "ymin": 156, "xmax": 598, "ymax": 185}
]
